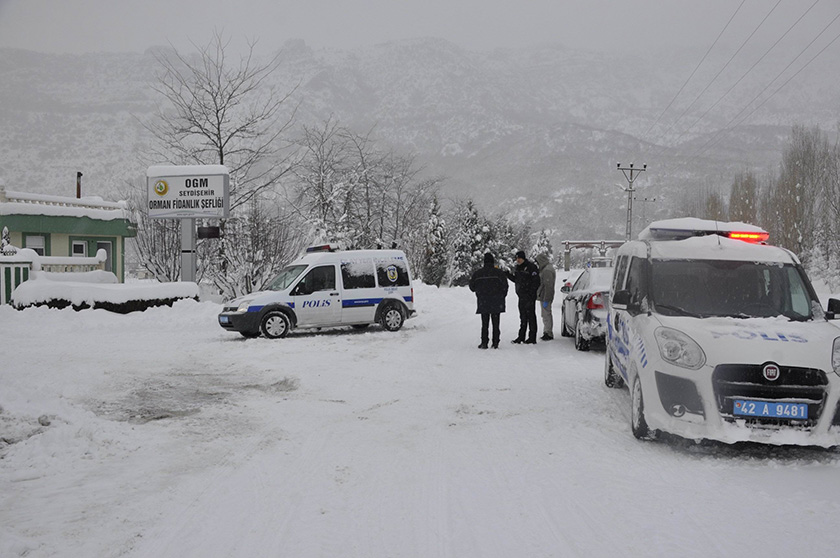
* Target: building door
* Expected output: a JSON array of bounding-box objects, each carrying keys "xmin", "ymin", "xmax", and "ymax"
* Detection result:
[{"xmin": 96, "ymin": 241, "xmax": 113, "ymax": 272}]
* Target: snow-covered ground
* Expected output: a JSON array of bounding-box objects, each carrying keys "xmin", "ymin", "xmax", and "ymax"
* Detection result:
[{"xmin": 2, "ymin": 282, "xmax": 840, "ymax": 557}]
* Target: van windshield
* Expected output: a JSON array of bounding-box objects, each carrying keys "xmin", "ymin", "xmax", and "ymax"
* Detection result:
[
  {"xmin": 267, "ymin": 265, "xmax": 307, "ymax": 291},
  {"xmin": 651, "ymin": 259, "xmax": 814, "ymax": 321}
]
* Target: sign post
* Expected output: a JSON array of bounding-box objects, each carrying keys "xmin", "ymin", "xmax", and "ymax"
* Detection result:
[{"xmin": 146, "ymin": 165, "xmax": 230, "ymax": 283}]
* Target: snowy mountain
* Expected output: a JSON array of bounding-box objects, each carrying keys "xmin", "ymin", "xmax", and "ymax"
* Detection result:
[{"xmin": 1, "ymin": 38, "xmax": 838, "ymax": 242}]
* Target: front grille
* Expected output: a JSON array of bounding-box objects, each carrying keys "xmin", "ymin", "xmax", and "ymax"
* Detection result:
[{"xmin": 712, "ymin": 364, "xmax": 828, "ymax": 428}]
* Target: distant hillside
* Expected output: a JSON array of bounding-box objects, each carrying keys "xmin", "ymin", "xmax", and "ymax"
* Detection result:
[{"xmin": 1, "ymin": 39, "xmax": 838, "ymax": 244}]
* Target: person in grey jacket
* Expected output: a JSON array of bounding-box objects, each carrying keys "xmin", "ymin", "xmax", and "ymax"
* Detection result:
[{"xmin": 535, "ymin": 253, "xmax": 556, "ymax": 340}]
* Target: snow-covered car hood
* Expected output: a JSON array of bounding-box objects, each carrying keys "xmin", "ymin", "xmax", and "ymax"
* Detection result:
[
  {"xmin": 226, "ymin": 290, "xmax": 280, "ymax": 308},
  {"xmin": 654, "ymin": 315, "xmax": 840, "ymax": 370}
]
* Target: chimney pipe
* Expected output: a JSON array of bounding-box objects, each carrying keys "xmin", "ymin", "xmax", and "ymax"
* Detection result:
[{"xmin": 76, "ymin": 171, "xmax": 83, "ymax": 199}]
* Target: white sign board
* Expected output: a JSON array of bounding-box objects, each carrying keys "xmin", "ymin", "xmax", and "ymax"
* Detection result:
[{"xmin": 146, "ymin": 165, "xmax": 230, "ymax": 219}]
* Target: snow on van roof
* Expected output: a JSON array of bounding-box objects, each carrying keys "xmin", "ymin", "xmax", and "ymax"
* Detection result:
[
  {"xmin": 639, "ymin": 218, "xmax": 767, "ymax": 241},
  {"xmin": 296, "ymin": 249, "xmax": 408, "ymax": 263},
  {"xmin": 648, "ymin": 234, "xmax": 797, "ymax": 264}
]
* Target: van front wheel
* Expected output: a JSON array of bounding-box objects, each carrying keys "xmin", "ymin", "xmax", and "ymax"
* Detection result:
[
  {"xmin": 631, "ymin": 375, "xmax": 657, "ymax": 441},
  {"xmin": 380, "ymin": 305, "xmax": 405, "ymax": 331},
  {"xmin": 261, "ymin": 311, "xmax": 290, "ymax": 339}
]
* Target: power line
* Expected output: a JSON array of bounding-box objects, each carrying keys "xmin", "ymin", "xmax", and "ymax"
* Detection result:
[
  {"xmin": 640, "ymin": 0, "xmax": 746, "ymax": 143},
  {"xmin": 647, "ymin": 0, "xmax": 783, "ymax": 155},
  {"xmin": 662, "ymin": 0, "xmax": 821, "ymax": 149},
  {"xmin": 692, "ymin": 9, "xmax": 840, "ymax": 158}
]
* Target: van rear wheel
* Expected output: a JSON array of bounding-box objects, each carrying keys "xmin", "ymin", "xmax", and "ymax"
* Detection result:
[
  {"xmin": 380, "ymin": 305, "xmax": 404, "ymax": 331},
  {"xmin": 604, "ymin": 352, "xmax": 624, "ymax": 388}
]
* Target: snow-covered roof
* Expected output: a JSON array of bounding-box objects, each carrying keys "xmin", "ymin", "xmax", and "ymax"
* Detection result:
[
  {"xmin": 146, "ymin": 165, "xmax": 229, "ymax": 177},
  {"xmin": 0, "ymin": 187, "xmax": 129, "ymax": 222}
]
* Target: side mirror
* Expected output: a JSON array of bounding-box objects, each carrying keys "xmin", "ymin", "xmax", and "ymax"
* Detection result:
[
  {"xmin": 827, "ymin": 298, "xmax": 840, "ymax": 320},
  {"xmin": 560, "ymin": 284, "xmax": 571, "ymax": 294},
  {"xmin": 612, "ymin": 290, "xmax": 630, "ymax": 307},
  {"xmin": 612, "ymin": 290, "xmax": 641, "ymax": 315},
  {"xmin": 291, "ymin": 282, "xmax": 311, "ymax": 296}
]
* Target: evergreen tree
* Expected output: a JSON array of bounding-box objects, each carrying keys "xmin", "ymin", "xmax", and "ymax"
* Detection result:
[
  {"xmin": 449, "ymin": 200, "xmax": 484, "ymax": 286},
  {"xmin": 421, "ymin": 196, "xmax": 448, "ymax": 287},
  {"xmin": 530, "ymin": 230, "xmax": 554, "ymax": 261}
]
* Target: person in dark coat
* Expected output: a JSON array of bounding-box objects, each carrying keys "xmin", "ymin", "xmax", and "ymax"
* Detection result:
[
  {"xmin": 469, "ymin": 252, "xmax": 509, "ymax": 349},
  {"xmin": 506, "ymin": 250, "xmax": 540, "ymax": 344}
]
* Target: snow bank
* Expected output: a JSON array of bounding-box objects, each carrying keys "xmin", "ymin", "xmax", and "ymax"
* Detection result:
[{"xmin": 11, "ymin": 274, "xmax": 200, "ymax": 311}]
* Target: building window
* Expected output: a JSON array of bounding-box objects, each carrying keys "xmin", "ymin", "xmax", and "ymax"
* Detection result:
[
  {"xmin": 72, "ymin": 241, "xmax": 87, "ymax": 257},
  {"xmin": 25, "ymin": 235, "xmax": 46, "ymax": 256}
]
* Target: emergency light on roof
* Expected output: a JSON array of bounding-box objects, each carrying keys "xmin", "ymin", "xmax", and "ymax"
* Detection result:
[
  {"xmin": 726, "ymin": 231, "xmax": 770, "ymax": 243},
  {"xmin": 305, "ymin": 244, "xmax": 340, "ymax": 253},
  {"xmin": 639, "ymin": 218, "xmax": 769, "ymax": 243}
]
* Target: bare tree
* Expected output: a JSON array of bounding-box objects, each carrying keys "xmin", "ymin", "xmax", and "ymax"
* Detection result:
[
  {"xmin": 764, "ymin": 125, "xmax": 831, "ymax": 259},
  {"xmin": 141, "ymin": 31, "xmax": 303, "ymax": 296},
  {"xmin": 728, "ymin": 170, "xmax": 758, "ymax": 223},
  {"xmin": 703, "ymin": 191, "xmax": 727, "ymax": 221},
  {"xmin": 121, "ymin": 178, "xmax": 181, "ymax": 282},
  {"xmin": 288, "ymin": 118, "xmax": 442, "ymax": 254},
  {"xmin": 145, "ymin": 31, "xmax": 297, "ymax": 209},
  {"xmin": 199, "ymin": 195, "xmax": 308, "ymax": 298}
]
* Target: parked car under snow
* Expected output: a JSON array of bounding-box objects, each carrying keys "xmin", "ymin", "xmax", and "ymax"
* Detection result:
[{"xmin": 560, "ymin": 265, "xmax": 613, "ymax": 351}]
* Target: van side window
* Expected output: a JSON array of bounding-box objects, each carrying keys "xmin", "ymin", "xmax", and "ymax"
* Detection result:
[
  {"xmin": 341, "ymin": 260, "xmax": 376, "ymax": 289},
  {"xmin": 625, "ymin": 257, "xmax": 646, "ymax": 306},
  {"xmin": 376, "ymin": 259, "xmax": 410, "ymax": 287},
  {"xmin": 295, "ymin": 265, "xmax": 336, "ymax": 295},
  {"xmin": 612, "ymin": 255, "xmax": 629, "ymax": 295}
]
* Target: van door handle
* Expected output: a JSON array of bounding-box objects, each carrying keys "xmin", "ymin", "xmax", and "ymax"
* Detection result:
[{"xmin": 330, "ymin": 292, "xmax": 340, "ymax": 296}]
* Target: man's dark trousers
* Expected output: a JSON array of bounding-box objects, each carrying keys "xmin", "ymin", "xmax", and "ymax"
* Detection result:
[
  {"xmin": 481, "ymin": 313, "xmax": 501, "ymax": 346},
  {"xmin": 517, "ymin": 296, "xmax": 538, "ymax": 342}
]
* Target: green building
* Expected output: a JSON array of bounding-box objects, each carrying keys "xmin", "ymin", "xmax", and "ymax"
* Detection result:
[{"xmin": 0, "ymin": 185, "xmax": 136, "ymax": 282}]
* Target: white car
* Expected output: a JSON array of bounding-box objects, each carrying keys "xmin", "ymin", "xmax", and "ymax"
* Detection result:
[
  {"xmin": 605, "ymin": 218, "xmax": 840, "ymax": 447},
  {"xmin": 218, "ymin": 246, "xmax": 415, "ymax": 338},
  {"xmin": 560, "ymin": 265, "xmax": 612, "ymax": 351}
]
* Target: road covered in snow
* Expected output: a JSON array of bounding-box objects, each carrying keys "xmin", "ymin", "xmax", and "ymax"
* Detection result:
[{"xmin": 2, "ymin": 283, "xmax": 840, "ymax": 557}]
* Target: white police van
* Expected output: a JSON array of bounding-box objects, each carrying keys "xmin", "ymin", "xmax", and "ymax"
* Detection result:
[
  {"xmin": 605, "ymin": 218, "xmax": 840, "ymax": 446},
  {"xmin": 218, "ymin": 245, "xmax": 415, "ymax": 339}
]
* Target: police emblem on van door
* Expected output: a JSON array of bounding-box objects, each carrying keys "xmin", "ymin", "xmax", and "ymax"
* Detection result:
[
  {"xmin": 386, "ymin": 265, "xmax": 398, "ymax": 283},
  {"xmin": 763, "ymin": 363, "xmax": 780, "ymax": 381}
]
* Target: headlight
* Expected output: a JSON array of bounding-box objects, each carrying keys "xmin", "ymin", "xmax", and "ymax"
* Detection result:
[
  {"xmin": 236, "ymin": 299, "xmax": 254, "ymax": 313},
  {"xmin": 832, "ymin": 338, "xmax": 840, "ymax": 377},
  {"xmin": 654, "ymin": 327, "xmax": 706, "ymax": 370}
]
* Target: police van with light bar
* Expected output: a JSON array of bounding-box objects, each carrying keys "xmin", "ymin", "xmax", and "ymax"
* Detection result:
[
  {"xmin": 218, "ymin": 245, "xmax": 415, "ymax": 339},
  {"xmin": 605, "ymin": 218, "xmax": 840, "ymax": 446}
]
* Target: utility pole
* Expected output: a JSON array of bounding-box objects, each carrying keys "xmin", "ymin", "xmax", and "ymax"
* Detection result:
[
  {"xmin": 617, "ymin": 163, "xmax": 647, "ymax": 241},
  {"xmin": 634, "ymin": 196, "xmax": 657, "ymax": 229}
]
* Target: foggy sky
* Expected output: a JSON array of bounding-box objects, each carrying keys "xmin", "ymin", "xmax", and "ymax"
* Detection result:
[{"xmin": 1, "ymin": 0, "xmax": 835, "ymax": 56}]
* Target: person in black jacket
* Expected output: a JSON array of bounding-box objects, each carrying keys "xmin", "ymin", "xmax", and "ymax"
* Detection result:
[
  {"xmin": 469, "ymin": 252, "xmax": 509, "ymax": 349},
  {"xmin": 506, "ymin": 250, "xmax": 540, "ymax": 344}
]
